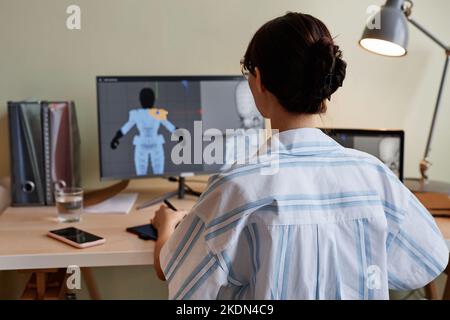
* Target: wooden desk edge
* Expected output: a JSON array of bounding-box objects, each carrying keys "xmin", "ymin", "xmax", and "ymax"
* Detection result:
[{"xmin": 0, "ymin": 250, "xmax": 154, "ymax": 271}]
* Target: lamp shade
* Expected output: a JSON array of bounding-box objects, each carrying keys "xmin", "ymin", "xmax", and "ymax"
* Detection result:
[{"xmin": 359, "ymin": 0, "xmax": 409, "ymax": 57}]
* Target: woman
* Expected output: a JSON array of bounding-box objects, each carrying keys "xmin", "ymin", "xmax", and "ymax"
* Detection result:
[{"xmin": 151, "ymin": 12, "xmax": 448, "ymax": 300}]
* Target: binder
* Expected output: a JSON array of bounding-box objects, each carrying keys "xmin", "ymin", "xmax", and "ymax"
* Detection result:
[
  {"xmin": 42, "ymin": 102, "xmax": 81, "ymax": 205},
  {"xmin": 8, "ymin": 101, "xmax": 81, "ymax": 206},
  {"xmin": 8, "ymin": 102, "xmax": 46, "ymax": 206}
]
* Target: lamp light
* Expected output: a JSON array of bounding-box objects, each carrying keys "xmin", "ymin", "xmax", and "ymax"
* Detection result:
[{"xmin": 360, "ymin": 0, "xmax": 409, "ymax": 57}]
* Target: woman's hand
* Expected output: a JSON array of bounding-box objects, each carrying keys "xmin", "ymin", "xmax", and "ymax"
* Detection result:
[
  {"xmin": 151, "ymin": 205, "xmax": 187, "ymax": 233},
  {"xmin": 152, "ymin": 204, "xmax": 188, "ymax": 281}
]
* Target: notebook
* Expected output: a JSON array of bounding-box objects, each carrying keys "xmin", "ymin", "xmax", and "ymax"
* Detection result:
[{"xmin": 84, "ymin": 193, "xmax": 138, "ymax": 215}]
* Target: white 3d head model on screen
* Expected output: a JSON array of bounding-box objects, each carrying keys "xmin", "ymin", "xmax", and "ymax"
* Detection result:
[
  {"xmin": 110, "ymin": 88, "xmax": 176, "ymax": 176},
  {"xmin": 235, "ymin": 80, "xmax": 264, "ymax": 130},
  {"xmin": 379, "ymin": 137, "xmax": 400, "ymax": 176},
  {"xmin": 222, "ymin": 81, "xmax": 264, "ymax": 170}
]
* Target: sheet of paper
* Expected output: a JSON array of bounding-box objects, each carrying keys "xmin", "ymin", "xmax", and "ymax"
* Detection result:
[{"xmin": 84, "ymin": 193, "xmax": 138, "ymax": 215}]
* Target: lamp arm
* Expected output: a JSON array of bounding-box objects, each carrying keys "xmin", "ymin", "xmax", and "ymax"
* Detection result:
[
  {"xmin": 406, "ymin": 18, "xmax": 450, "ymax": 181},
  {"xmin": 407, "ymin": 18, "xmax": 449, "ymax": 52},
  {"xmin": 421, "ymin": 56, "xmax": 449, "ymax": 164}
]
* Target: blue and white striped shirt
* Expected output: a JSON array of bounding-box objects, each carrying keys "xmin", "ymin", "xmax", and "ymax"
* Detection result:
[{"xmin": 160, "ymin": 128, "xmax": 449, "ymax": 300}]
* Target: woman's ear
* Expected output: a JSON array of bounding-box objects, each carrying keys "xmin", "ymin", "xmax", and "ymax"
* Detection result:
[{"xmin": 254, "ymin": 67, "xmax": 265, "ymax": 94}]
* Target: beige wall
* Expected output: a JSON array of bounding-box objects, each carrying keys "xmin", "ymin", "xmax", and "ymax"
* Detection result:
[
  {"xmin": 0, "ymin": 0, "xmax": 449, "ymax": 188},
  {"xmin": 0, "ymin": 0, "xmax": 449, "ymax": 299}
]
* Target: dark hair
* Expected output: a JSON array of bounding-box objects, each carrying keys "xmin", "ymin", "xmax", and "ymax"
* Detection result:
[
  {"xmin": 140, "ymin": 88, "xmax": 155, "ymax": 108},
  {"xmin": 243, "ymin": 12, "xmax": 347, "ymax": 114}
]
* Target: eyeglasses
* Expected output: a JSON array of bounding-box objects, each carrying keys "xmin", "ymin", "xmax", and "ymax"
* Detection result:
[{"xmin": 240, "ymin": 58, "xmax": 252, "ymax": 80}]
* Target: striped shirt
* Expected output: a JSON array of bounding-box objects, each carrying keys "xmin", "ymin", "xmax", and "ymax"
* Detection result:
[{"xmin": 160, "ymin": 128, "xmax": 449, "ymax": 300}]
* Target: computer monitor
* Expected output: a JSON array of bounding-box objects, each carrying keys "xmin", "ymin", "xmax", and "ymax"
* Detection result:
[
  {"xmin": 323, "ymin": 129, "xmax": 405, "ymax": 181},
  {"xmin": 96, "ymin": 76, "xmax": 265, "ymax": 181}
]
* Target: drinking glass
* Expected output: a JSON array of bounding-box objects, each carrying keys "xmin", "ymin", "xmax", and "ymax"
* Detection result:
[{"xmin": 54, "ymin": 187, "xmax": 83, "ymax": 223}]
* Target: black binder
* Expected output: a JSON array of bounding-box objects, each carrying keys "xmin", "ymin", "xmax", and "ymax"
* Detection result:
[
  {"xmin": 7, "ymin": 101, "xmax": 81, "ymax": 206},
  {"xmin": 8, "ymin": 102, "xmax": 46, "ymax": 206}
]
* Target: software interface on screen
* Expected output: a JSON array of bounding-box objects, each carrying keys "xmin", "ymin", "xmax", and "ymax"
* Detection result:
[
  {"xmin": 327, "ymin": 131, "xmax": 404, "ymax": 180},
  {"xmin": 97, "ymin": 76, "xmax": 265, "ymax": 180}
]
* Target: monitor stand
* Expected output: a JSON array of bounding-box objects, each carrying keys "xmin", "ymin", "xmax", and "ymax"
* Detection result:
[{"xmin": 136, "ymin": 177, "xmax": 201, "ymax": 210}]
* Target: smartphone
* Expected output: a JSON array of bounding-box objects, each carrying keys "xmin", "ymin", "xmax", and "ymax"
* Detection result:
[
  {"xmin": 47, "ymin": 227, "xmax": 106, "ymax": 249},
  {"xmin": 126, "ymin": 224, "xmax": 158, "ymax": 241}
]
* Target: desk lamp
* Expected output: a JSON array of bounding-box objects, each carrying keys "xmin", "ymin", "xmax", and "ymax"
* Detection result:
[{"xmin": 359, "ymin": 0, "xmax": 450, "ymax": 193}]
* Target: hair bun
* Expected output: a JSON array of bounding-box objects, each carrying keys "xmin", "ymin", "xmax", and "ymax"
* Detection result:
[
  {"xmin": 244, "ymin": 12, "xmax": 347, "ymax": 114},
  {"xmin": 308, "ymin": 37, "xmax": 347, "ymax": 102}
]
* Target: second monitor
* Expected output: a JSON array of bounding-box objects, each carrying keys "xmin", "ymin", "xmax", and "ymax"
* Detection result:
[{"xmin": 97, "ymin": 76, "xmax": 265, "ymax": 180}]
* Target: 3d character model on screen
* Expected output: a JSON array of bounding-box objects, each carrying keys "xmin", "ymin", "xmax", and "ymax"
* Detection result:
[{"xmin": 110, "ymin": 88, "xmax": 176, "ymax": 176}]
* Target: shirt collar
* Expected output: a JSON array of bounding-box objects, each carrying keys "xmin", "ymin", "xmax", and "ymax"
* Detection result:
[{"xmin": 266, "ymin": 128, "xmax": 342, "ymax": 156}]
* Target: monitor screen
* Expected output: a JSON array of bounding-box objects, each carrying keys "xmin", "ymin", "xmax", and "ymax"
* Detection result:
[
  {"xmin": 324, "ymin": 129, "xmax": 404, "ymax": 181},
  {"xmin": 96, "ymin": 76, "xmax": 265, "ymax": 180}
]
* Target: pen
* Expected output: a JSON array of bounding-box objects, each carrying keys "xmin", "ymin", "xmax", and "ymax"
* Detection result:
[{"xmin": 164, "ymin": 199, "xmax": 178, "ymax": 211}]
